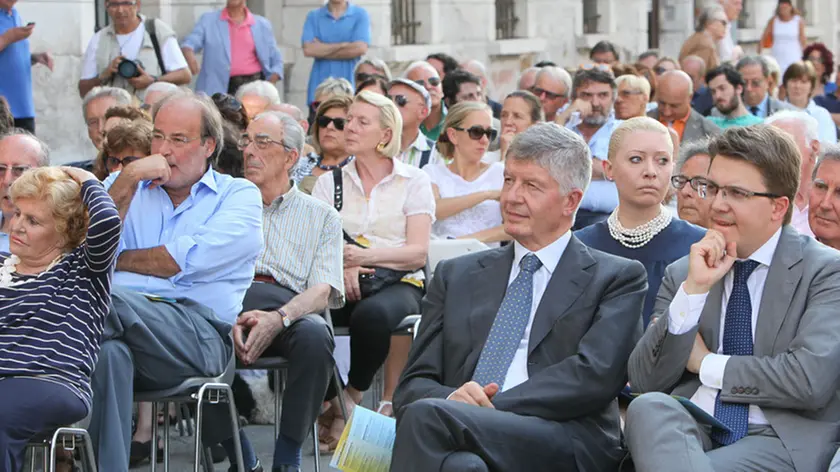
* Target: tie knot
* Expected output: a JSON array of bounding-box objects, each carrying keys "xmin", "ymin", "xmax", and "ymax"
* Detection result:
[
  {"xmin": 734, "ymin": 260, "xmax": 760, "ymax": 283},
  {"xmin": 750, "ymin": 106, "xmax": 760, "ymax": 115},
  {"xmin": 520, "ymin": 254, "xmax": 542, "ymax": 274}
]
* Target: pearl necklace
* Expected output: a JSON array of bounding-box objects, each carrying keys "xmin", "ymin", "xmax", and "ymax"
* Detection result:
[
  {"xmin": 607, "ymin": 205, "xmax": 673, "ymax": 249},
  {"xmin": 0, "ymin": 253, "xmax": 65, "ymax": 288}
]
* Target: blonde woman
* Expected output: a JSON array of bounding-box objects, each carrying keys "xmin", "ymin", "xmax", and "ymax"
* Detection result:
[
  {"xmin": 425, "ymin": 102, "xmax": 508, "ymax": 245},
  {"xmin": 615, "ymin": 74, "xmax": 651, "ymax": 120},
  {"xmin": 312, "ymin": 90, "xmax": 434, "ymax": 446},
  {"xmin": 575, "ymin": 117, "xmax": 705, "ymax": 327}
]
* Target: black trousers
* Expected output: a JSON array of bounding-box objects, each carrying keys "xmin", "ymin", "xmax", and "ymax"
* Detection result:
[
  {"xmin": 330, "ymin": 282, "xmax": 423, "ymax": 392},
  {"xmin": 241, "ymin": 282, "xmax": 335, "ymax": 444},
  {"xmin": 12, "ymin": 118, "xmax": 34, "ymax": 134}
]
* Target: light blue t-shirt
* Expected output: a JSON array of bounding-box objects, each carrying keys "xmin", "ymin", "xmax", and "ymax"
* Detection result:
[{"xmin": 0, "ymin": 7, "xmax": 34, "ymax": 119}]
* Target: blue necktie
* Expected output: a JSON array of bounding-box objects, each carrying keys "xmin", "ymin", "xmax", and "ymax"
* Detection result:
[
  {"xmin": 711, "ymin": 259, "xmax": 760, "ymax": 446},
  {"xmin": 472, "ymin": 254, "xmax": 542, "ymax": 389}
]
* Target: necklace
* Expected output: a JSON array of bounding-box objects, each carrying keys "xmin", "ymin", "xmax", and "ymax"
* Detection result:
[
  {"xmin": 0, "ymin": 253, "xmax": 66, "ymax": 288},
  {"xmin": 317, "ymin": 155, "xmax": 354, "ymax": 171},
  {"xmin": 607, "ymin": 205, "xmax": 673, "ymax": 249}
]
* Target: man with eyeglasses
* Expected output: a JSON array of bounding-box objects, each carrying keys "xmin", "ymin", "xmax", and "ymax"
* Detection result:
[
  {"xmin": 81, "ymin": 86, "xmax": 133, "ymax": 152},
  {"xmin": 405, "ymin": 60, "xmax": 446, "ymax": 141},
  {"xmin": 530, "ymin": 66, "xmax": 571, "ymax": 122},
  {"xmin": 89, "ymin": 90, "xmax": 264, "ymax": 472},
  {"xmin": 77, "ymin": 0, "xmax": 191, "ymax": 100},
  {"xmin": 627, "ymin": 125, "xmax": 840, "ymax": 472},
  {"xmin": 736, "ymin": 56, "xmax": 794, "ymax": 119},
  {"xmin": 0, "ymin": 129, "xmax": 49, "ymax": 253},
  {"xmin": 388, "ymin": 78, "xmax": 435, "ymax": 168},
  {"xmin": 650, "ymin": 71, "xmax": 721, "ymax": 144},
  {"xmin": 808, "ymin": 144, "xmax": 840, "ymax": 250}
]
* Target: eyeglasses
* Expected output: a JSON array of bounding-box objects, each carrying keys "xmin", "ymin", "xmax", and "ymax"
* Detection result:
[
  {"xmin": 212, "ymin": 93, "xmax": 243, "ymax": 112},
  {"xmin": 388, "ymin": 94, "xmax": 408, "ymax": 107},
  {"xmin": 414, "ymin": 77, "xmax": 441, "ymax": 88},
  {"xmin": 0, "ymin": 165, "xmax": 31, "ymax": 179},
  {"xmin": 694, "ymin": 177, "xmax": 781, "ymax": 202},
  {"xmin": 618, "ymin": 89, "xmax": 645, "ymax": 99},
  {"xmin": 316, "ymin": 116, "xmax": 346, "ymax": 131},
  {"xmin": 670, "ymin": 175, "xmax": 706, "ymax": 190},
  {"xmin": 454, "ymin": 126, "xmax": 497, "ymax": 141},
  {"xmin": 238, "ymin": 134, "xmax": 289, "ymax": 151},
  {"xmin": 529, "ymin": 86, "xmax": 565, "ymax": 101},
  {"xmin": 356, "ymin": 73, "xmax": 387, "ymax": 83},
  {"xmin": 151, "ymin": 132, "xmax": 202, "ymax": 148},
  {"xmin": 106, "ymin": 156, "xmax": 141, "ymax": 169}
]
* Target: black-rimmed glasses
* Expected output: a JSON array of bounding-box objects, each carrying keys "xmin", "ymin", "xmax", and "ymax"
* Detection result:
[
  {"xmin": 106, "ymin": 156, "xmax": 141, "ymax": 169},
  {"xmin": 693, "ymin": 177, "xmax": 782, "ymax": 202}
]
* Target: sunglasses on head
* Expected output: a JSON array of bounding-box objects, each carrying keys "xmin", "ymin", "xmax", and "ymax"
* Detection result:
[
  {"xmin": 211, "ymin": 93, "xmax": 243, "ymax": 112},
  {"xmin": 388, "ymin": 94, "xmax": 408, "ymax": 107},
  {"xmin": 414, "ymin": 77, "xmax": 441, "ymax": 87},
  {"xmin": 356, "ymin": 72, "xmax": 387, "ymax": 83},
  {"xmin": 454, "ymin": 126, "xmax": 497, "ymax": 141},
  {"xmin": 317, "ymin": 115, "xmax": 346, "ymax": 131}
]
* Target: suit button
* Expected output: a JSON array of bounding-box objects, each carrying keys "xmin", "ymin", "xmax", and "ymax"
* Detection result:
[
  {"xmin": 737, "ymin": 387, "xmax": 745, "ymax": 394},
  {"xmin": 743, "ymin": 387, "xmax": 752, "ymax": 394},
  {"xmin": 753, "ymin": 388, "xmax": 759, "ymax": 395},
  {"xmin": 731, "ymin": 387, "xmax": 738, "ymax": 394}
]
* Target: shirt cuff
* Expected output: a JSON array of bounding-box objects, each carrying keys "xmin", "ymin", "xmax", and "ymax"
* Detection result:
[
  {"xmin": 164, "ymin": 236, "xmax": 197, "ymax": 279},
  {"xmin": 699, "ymin": 353, "xmax": 730, "ymax": 389},
  {"xmin": 667, "ymin": 283, "xmax": 709, "ymax": 335}
]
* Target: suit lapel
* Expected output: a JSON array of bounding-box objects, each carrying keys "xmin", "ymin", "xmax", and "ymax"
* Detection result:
[
  {"xmin": 467, "ymin": 246, "xmax": 514, "ymax": 366},
  {"xmin": 684, "ymin": 112, "xmax": 703, "ymax": 143},
  {"xmin": 527, "ymin": 236, "xmax": 595, "ymax": 355},
  {"xmin": 754, "ymin": 227, "xmax": 803, "ymax": 355},
  {"xmin": 217, "ymin": 15, "xmax": 232, "ymax": 63}
]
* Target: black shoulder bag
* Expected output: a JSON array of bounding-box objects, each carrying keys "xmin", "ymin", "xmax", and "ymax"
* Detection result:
[
  {"xmin": 145, "ymin": 18, "xmax": 167, "ymax": 76},
  {"xmin": 332, "ymin": 168, "xmax": 411, "ymax": 298}
]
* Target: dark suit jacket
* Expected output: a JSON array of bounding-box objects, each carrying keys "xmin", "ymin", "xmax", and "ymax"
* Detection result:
[
  {"xmin": 692, "ymin": 87, "xmax": 714, "ymax": 116},
  {"xmin": 629, "ymin": 227, "xmax": 840, "ymax": 472},
  {"xmin": 488, "ymin": 98, "xmax": 502, "ymax": 119},
  {"xmin": 647, "ymin": 108, "xmax": 721, "ymax": 144},
  {"xmin": 394, "ymin": 236, "xmax": 648, "ymax": 470}
]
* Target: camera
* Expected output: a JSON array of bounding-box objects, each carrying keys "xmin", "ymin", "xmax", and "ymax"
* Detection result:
[{"xmin": 117, "ymin": 59, "xmax": 144, "ymax": 79}]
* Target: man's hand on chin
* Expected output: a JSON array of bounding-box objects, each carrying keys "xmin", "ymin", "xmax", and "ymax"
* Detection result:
[{"xmin": 449, "ymin": 381, "xmax": 499, "ymax": 408}]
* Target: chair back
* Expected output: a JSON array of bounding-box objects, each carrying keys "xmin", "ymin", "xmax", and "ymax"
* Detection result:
[{"xmin": 428, "ymin": 239, "xmax": 490, "ymax": 278}]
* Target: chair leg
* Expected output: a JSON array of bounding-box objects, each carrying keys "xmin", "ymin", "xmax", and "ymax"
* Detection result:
[
  {"xmin": 81, "ymin": 430, "xmax": 99, "ymax": 472},
  {"xmin": 201, "ymin": 448, "xmax": 214, "ymax": 472},
  {"xmin": 28, "ymin": 445, "xmax": 36, "ymax": 472},
  {"xmin": 312, "ymin": 422, "xmax": 321, "ymax": 472},
  {"xmin": 275, "ymin": 369, "xmax": 284, "ymax": 442},
  {"xmin": 163, "ymin": 401, "xmax": 171, "ymax": 472},
  {"xmin": 333, "ymin": 366, "xmax": 349, "ymax": 422},
  {"xmin": 151, "ymin": 402, "xmax": 159, "ymax": 472},
  {"xmin": 195, "ymin": 383, "xmax": 245, "ymax": 472}
]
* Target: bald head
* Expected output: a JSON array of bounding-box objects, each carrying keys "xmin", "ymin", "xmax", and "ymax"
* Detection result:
[
  {"xmin": 660, "ymin": 70, "xmax": 694, "ymax": 97},
  {"xmin": 462, "ymin": 60, "xmax": 488, "ymax": 87},
  {"xmin": 680, "ymin": 55, "xmax": 707, "ymax": 90},
  {"xmin": 518, "ymin": 67, "xmax": 539, "ymax": 91},
  {"xmin": 268, "ymin": 103, "xmax": 309, "ymax": 133},
  {"xmin": 0, "ymin": 131, "xmax": 50, "ymax": 216},
  {"xmin": 656, "ymin": 71, "xmax": 694, "ymax": 123}
]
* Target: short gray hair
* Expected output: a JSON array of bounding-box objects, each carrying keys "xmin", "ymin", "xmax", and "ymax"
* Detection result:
[
  {"xmin": 535, "ymin": 67, "xmax": 573, "ymax": 98},
  {"xmin": 736, "ymin": 55, "xmax": 770, "ymax": 78},
  {"xmin": 765, "ymin": 109, "xmax": 820, "ymax": 144},
  {"xmin": 403, "ymin": 61, "xmax": 439, "ymax": 79},
  {"xmin": 676, "ymin": 137, "xmax": 711, "ymax": 173},
  {"xmin": 463, "ymin": 59, "xmax": 488, "ymax": 80},
  {"xmin": 235, "ymin": 80, "xmax": 281, "ymax": 105},
  {"xmin": 697, "ymin": 5, "xmax": 726, "ymax": 32},
  {"xmin": 145, "ymin": 81, "xmax": 179, "ymax": 96},
  {"xmin": 813, "ymin": 143, "xmax": 840, "ymax": 178},
  {"xmin": 0, "ymin": 128, "xmax": 50, "ymax": 166},
  {"xmin": 82, "ymin": 86, "xmax": 132, "ymax": 118},
  {"xmin": 253, "ymin": 111, "xmax": 305, "ymax": 156},
  {"xmin": 355, "ymin": 57, "xmax": 392, "ymax": 80},
  {"xmin": 152, "ymin": 89, "xmax": 225, "ymax": 161},
  {"xmin": 313, "ymin": 77, "xmax": 354, "ymax": 101},
  {"xmin": 506, "ymin": 122, "xmax": 591, "ymax": 195}
]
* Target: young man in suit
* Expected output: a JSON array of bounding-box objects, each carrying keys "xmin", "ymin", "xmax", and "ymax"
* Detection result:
[
  {"xmin": 626, "ymin": 125, "xmax": 840, "ymax": 472},
  {"xmin": 391, "ymin": 123, "xmax": 649, "ymax": 471}
]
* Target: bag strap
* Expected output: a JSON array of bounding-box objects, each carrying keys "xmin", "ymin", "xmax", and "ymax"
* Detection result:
[
  {"xmin": 332, "ymin": 167, "xmax": 343, "ymax": 212},
  {"xmin": 418, "ymin": 138, "xmax": 435, "ymax": 168},
  {"xmin": 145, "ymin": 18, "xmax": 167, "ymax": 75}
]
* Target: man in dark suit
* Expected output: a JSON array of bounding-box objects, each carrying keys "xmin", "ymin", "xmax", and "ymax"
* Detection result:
[
  {"xmin": 649, "ymin": 70, "xmax": 721, "ymax": 145},
  {"xmin": 737, "ymin": 56, "xmax": 794, "ymax": 119},
  {"xmin": 391, "ymin": 123, "xmax": 649, "ymax": 472},
  {"xmin": 626, "ymin": 125, "xmax": 840, "ymax": 472}
]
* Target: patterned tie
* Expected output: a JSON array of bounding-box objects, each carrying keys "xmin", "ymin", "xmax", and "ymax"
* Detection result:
[
  {"xmin": 750, "ymin": 106, "xmax": 760, "ymax": 117},
  {"xmin": 472, "ymin": 254, "xmax": 542, "ymax": 389},
  {"xmin": 711, "ymin": 259, "xmax": 760, "ymax": 446}
]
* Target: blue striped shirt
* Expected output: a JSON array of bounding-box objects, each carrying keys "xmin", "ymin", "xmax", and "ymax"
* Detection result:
[{"xmin": 0, "ymin": 181, "xmax": 121, "ymax": 408}]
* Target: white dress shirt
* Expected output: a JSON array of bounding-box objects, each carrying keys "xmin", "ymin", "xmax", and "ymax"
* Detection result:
[
  {"xmin": 791, "ymin": 204, "xmax": 815, "ymax": 238},
  {"xmin": 667, "ymin": 228, "xmax": 782, "ymax": 425},
  {"xmin": 501, "ymin": 232, "xmax": 571, "ymax": 391}
]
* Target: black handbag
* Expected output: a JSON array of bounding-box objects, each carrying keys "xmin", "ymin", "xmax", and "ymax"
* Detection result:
[{"xmin": 332, "ymin": 168, "xmax": 411, "ymax": 298}]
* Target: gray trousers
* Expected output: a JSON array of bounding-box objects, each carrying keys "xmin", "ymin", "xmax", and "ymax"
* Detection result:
[
  {"xmin": 625, "ymin": 392, "xmax": 796, "ymax": 472},
  {"xmin": 391, "ymin": 398, "xmax": 579, "ymax": 472},
  {"xmin": 88, "ymin": 287, "xmax": 233, "ymax": 472}
]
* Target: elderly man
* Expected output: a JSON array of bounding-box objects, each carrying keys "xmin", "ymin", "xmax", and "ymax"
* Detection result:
[
  {"xmin": 405, "ymin": 60, "xmax": 446, "ymax": 141},
  {"xmin": 78, "ymin": 0, "xmax": 191, "ymax": 99},
  {"xmin": 767, "ymin": 110, "xmax": 821, "ymax": 237},
  {"xmin": 679, "ymin": 6, "xmax": 726, "ymax": 71},
  {"xmin": 182, "ymin": 0, "xmax": 283, "ymax": 96},
  {"xmin": 809, "ymin": 144, "xmax": 840, "ymax": 249},
  {"xmin": 736, "ymin": 56, "xmax": 793, "ymax": 119},
  {"xmin": 82, "ymin": 86, "xmax": 133, "ymax": 151},
  {"xmin": 531, "ymin": 66, "xmax": 571, "ymax": 122},
  {"xmin": 266, "ymin": 102, "xmax": 317, "ymax": 157},
  {"xmin": 392, "ymin": 122, "xmax": 647, "ymax": 472},
  {"xmin": 649, "ymin": 71, "xmax": 721, "ymax": 143},
  {"xmin": 681, "ymin": 55, "xmax": 715, "ymax": 116},
  {"xmin": 142, "ymin": 81, "xmax": 178, "ymax": 110},
  {"xmin": 706, "ymin": 65, "xmax": 763, "ymax": 128},
  {"xmin": 236, "ymin": 80, "xmax": 281, "ymax": 120},
  {"xmin": 388, "ymin": 78, "xmax": 434, "ymax": 168},
  {"xmin": 670, "ymin": 137, "xmax": 713, "ymax": 227},
  {"xmin": 638, "ymin": 50, "xmax": 659, "ymax": 70},
  {"xmin": 626, "ymin": 125, "xmax": 840, "ymax": 472},
  {"xmin": 88, "ymin": 90, "xmax": 264, "ymax": 472},
  {"xmin": 234, "ymin": 111, "xmax": 344, "ymax": 472},
  {"xmin": 590, "ymin": 40, "xmax": 619, "ymax": 66},
  {"xmin": 0, "ymin": 129, "xmax": 49, "ymax": 252},
  {"xmin": 462, "ymin": 59, "xmax": 502, "ymax": 118},
  {"xmin": 517, "ymin": 66, "xmax": 539, "ymax": 91}
]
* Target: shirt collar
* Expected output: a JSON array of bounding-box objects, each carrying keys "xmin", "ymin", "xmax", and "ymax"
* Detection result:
[
  {"xmin": 142, "ymin": 167, "xmax": 220, "ymax": 194},
  {"xmin": 107, "ymin": 14, "xmax": 146, "ymax": 37},
  {"xmin": 743, "ymin": 227, "xmax": 782, "ymax": 268},
  {"xmin": 408, "ymin": 132, "xmax": 430, "ymax": 152},
  {"xmin": 320, "ymin": 3, "xmax": 355, "ymax": 19},
  {"xmin": 512, "ymin": 231, "xmax": 572, "ymax": 275},
  {"xmin": 346, "ymin": 156, "xmax": 413, "ymax": 180},
  {"xmin": 267, "ymin": 182, "xmax": 298, "ymax": 208},
  {"xmin": 0, "ymin": 7, "xmax": 13, "ymax": 17},
  {"xmin": 757, "ymin": 94, "xmax": 770, "ymax": 113},
  {"xmin": 221, "ymin": 7, "xmax": 255, "ymax": 25}
]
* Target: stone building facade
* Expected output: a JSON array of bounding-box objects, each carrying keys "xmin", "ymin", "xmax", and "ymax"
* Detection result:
[{"xmin": 13, "ymin": 0, "xmax": 840, "ymax": 163}]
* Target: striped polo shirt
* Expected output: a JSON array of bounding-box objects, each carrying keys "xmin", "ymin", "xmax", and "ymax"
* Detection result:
[
  {"xmin": 0, "ymin": 181, "xmax": 121, "ymax": 408},
  {"xmin": 254, "ymin": 184, "xmax": 345, "ymax": 308}
]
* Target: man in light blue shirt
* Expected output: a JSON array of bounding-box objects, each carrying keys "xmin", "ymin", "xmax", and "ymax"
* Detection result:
[
  {"xmin": 301, "ymin": 0, "xmax": 370, "ymax": 105},
  {"xmin": 89, "ymin": 90, "xmax": 265, "ymax": 472},
  {"xmin": 0, "ymin": 129, "xmax": 49, "ymax": 253}
]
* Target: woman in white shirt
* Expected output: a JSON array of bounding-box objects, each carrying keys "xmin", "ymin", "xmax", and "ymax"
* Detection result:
[
  {"xmin": 312, "ymin": 91, "xmax": 434, "ymax": 447},
  {"xmin": 759, "ymin": 0, "xmax": 806, "ymax": 76},
  {"xmin": 783, "ymin": 61, "xmax": 838, "ymax": 143},
  {"xmin": 425, "ymin": 102, "xmax": 508, "ymax": 245}
]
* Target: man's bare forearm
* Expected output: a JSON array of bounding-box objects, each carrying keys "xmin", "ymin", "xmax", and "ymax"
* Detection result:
[
  {"xmin": 116, "ymin": 247, "xmax": 181, "ymax": 278},
  {"xmin": 159, "ymin": 67, "xmax": 191, "ymax": 86},
  {"xmin": 302, "ymin": 41, "xmax": 345, "ymax": 59},
  {"xmin": 330, "ymin": 42, "xmax": 368, "ymax": 60},
  {"xmin": 108, "ymin": 170, "xmax": 141, "ymax": 220},
  {"xmin": 280, "ymin": 284, "xmax": 331, "ymax": 321}
]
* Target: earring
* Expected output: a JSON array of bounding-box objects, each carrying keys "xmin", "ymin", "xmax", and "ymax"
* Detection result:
[{"xmin": 376, "ymin": 142, "xmax": 385, "ymax": 153}]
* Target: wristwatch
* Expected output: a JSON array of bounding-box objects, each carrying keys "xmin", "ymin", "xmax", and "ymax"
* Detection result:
[{"xmin": 276, "ymin": 309, "xmax": 292, "ymax": 329}]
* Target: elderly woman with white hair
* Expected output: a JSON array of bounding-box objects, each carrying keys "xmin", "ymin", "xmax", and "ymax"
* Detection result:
[
  {"xmin": 312, "ymin": 90, "xmax": 434, "ymax": 447},
  {"xmin": 354, "ymin": 57, "xmax": 392, "ymax": 83},
  {"xmin": 615, "ymin": 74, "xmax": 651, "ymax": 120},
  {"xmin": 307, "ymin": 77, "xmax": 354, "ymax": 126},
  {"xmin": 235, "ymin": 79, "xmax": 281, "ymax": 120},
  {"xmin": 0, "ymin": 166, "xmax": 121, "ymax": 469}
]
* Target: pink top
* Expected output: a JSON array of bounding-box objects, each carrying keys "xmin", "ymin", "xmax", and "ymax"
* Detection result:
[{"xmin": 221, "ymin": 8, "xmax": 263, "ymax": 76}]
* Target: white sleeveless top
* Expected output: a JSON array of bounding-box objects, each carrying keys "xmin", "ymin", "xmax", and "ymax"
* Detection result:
[
  {"xmin": 424, "ymin": 162, "xmax": 504, "ymax": 245},
  {"xmin": 771, "ymin": 15, "xmax": 802, "ymax": 76}
]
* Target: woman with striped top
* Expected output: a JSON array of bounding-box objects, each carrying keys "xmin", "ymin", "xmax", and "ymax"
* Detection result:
[{"xmin": 0, "ymin": 167, "xmax": 121, "ymax": 471}]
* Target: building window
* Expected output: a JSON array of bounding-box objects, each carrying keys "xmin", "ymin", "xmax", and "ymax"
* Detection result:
[
  {"xmin": 738, "ymin": 0, "xmax": 751, "ymax": 29},
  {"xmin": 95, "ymin": 0, "xmax": 110, "ymax": 32},
  {"xmin": 391, "ymin": 0, "xmax": 421, "ymax": 45},
  {"xmin": 583, "ymin": 0, "xmax": 600, "ymax": 35},
  {"xmin": 495, "ymin": 0, "xmax": 519, "ymax": 39}
]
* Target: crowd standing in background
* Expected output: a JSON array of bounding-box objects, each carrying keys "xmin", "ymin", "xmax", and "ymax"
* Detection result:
[{"xmin": 3, "ymin": 0, "xmax": 840, "ymax": 470}]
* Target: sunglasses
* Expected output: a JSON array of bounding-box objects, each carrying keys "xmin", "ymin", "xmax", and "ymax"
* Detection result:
[
  {"xmin": 212, "ymin": 93, "xmax": 243, "ymax": 112},
  {"xmin": 454, "ymin": 126, "xmax": 497, "ymax": 141},
  {"xmin": 356, "ymin": 72, "xmax": 387, "ymax": 83},
  {"xmin": 106, "ymin": 156, "xmax": 141, "ymax": 168},
  {"xmin": 414, "ymin": 77, "xmax": 441, "ymax": 88},
  {"xmin": 317, "ymin": 115, "xmax": 346, "ymax": 131},
  {"xmin": 388, "ymin": 94, "xmax": 408, "ymax": 107},
  {"xmin": 529, "ymin": 86, "xmax": 565, "ymax": 101}
]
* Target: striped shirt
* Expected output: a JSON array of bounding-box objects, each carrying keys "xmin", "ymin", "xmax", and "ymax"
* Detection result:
[
  {"xmin": 0, "ymin": 181, "xmax": 121, "ymax": 409},
  {"xmin": 255, "ymin": 184, "xmax": 345, "ymax": 308}
]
